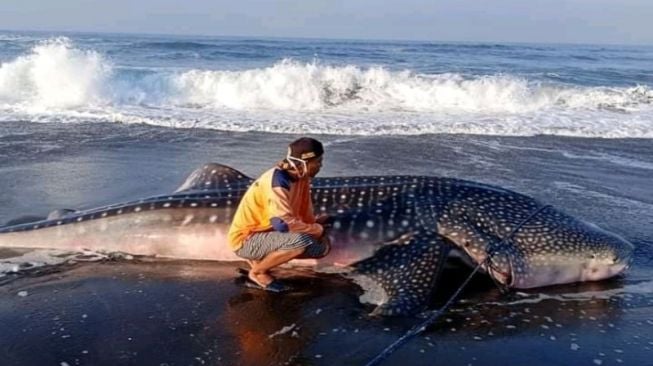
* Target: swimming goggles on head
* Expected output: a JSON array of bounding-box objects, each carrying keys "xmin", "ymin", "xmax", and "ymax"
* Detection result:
[{"xmin": 286, "ymin": 148, "xmax": 315, "ymax": 178}]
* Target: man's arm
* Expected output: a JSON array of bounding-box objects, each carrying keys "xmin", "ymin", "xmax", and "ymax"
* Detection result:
[{"xmin": 269, "ymin": 185, "xmax": 324, "ymax": 238}]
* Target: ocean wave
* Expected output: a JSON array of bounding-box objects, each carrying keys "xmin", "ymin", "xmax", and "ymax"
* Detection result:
[
  {"xmin": 1, "ymin": 38, "xmax": 652, "ymax": 137},
  {"xmin": 0, "ymin": 37, "xmax": 111, "ymax": 110}
]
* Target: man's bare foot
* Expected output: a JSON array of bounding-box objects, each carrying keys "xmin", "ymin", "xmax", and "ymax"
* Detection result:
[{"xmin": 249, "ymin": 270, "xmax": 274, "ymax": 288}]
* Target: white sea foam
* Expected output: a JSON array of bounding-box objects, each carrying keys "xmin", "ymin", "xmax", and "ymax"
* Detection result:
[
  {"xmin": 480, "ymin": 280, "xmax": 653, "ymax": 306},
  {"xmin": 0, "ymin": 38, "xmax": 112, "ymax": 111},
  {"xmin": 1, "ymin": 38, "xmax": 652, "ymax": 137},
  {"xmin": 0, "ymin": 248, "xmax": 109, "ymax": 278},
  {"xmin": 560, "ymin": 151, "xmax": 653, "ymax": 170},
  {"xmin": 168, "ymin": 63, "xmax": 653, "ymax": 116},
  {"xmin": 268, "ymin": 324, "xmax": 297, "ymax": 339}
]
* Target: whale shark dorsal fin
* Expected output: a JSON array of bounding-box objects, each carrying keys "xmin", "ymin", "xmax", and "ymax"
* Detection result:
[
  {"xmin": 174, "ymin": 163, "xmax": 253, "ymax": 193},
  {"xmin": 353, "ymin": 231, "xmax": 451, "ymax": 316}
]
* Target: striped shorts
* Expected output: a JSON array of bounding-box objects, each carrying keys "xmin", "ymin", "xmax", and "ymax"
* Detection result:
[{"xmin": 235, "ymin": 231, "xmax": 329, "ymax": 260}]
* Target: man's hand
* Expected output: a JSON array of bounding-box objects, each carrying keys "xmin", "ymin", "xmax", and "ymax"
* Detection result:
[{"xmin": 315, "ymin": 214, "xmax": 333, "ymax": 227}]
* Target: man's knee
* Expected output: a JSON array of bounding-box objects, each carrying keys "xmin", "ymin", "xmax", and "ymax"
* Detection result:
[
  {"xmin": 288, "ymin": 246, "xmax": 306, "ymax": 256},
  {"xmin": 305, "ymin": 236, "xmax": 331, "ymax": 259},
  {"xmin": 314, "ymin": 247, "xmax": 329, "ymax": 259},
  {"xmin": 315, "ymin": 240, "xmax": 330, "ymax": 258}
]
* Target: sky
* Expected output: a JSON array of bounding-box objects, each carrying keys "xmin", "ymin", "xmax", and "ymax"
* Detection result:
[{"xmin": 1, "ymin": 0, "xmax": 652, "ymax": 45}]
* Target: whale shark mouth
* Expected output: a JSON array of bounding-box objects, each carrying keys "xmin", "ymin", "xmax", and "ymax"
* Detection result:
[{"xmin": 483, "ymin": 252, "xmax": 515, "ymax": 289}]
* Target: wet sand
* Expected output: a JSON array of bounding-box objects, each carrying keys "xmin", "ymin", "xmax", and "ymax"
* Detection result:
[{"xmin": 1, "ymin": 260, "xmax": 651, "ymax": 366}]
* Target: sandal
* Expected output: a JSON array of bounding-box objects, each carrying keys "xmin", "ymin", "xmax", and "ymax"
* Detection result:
[{"xmin": 237, "ymin": 268, "xmax": 291, "ymax": 293}]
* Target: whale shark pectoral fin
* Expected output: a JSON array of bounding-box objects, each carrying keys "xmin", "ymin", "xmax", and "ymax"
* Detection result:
[
  {"xmin": 174, "ymin": 163, "xmax": 253, "ymax": 193},
  {"xmin": 353, "ymin": 231, "xmax": 451, "ymax": 316}
]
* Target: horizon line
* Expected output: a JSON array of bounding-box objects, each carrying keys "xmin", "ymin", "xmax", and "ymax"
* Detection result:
[{"xmin": 1, "ymin": 27, "xmax": 651, "ymax": 48}]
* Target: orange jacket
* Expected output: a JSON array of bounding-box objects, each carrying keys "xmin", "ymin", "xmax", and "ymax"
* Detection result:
[{"xmin": 227, "ymin": 167, "xmax": 323, "ymax": 251}]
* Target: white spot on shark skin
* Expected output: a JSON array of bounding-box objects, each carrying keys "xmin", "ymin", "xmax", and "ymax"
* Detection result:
[
  {"xmin": 163, "ymin": 202, "xmax": 171, "ymax": 208},
  {"xmin": 101, "ymin": 212, "xmax": 108, "ymax": 217},
  {"xmin": 210, "ymin": 203, "xmax": 218, "ymax": 207},
  {"xmin": 366, "ymin": 220, "xmax": 375, "ymax": 228},
  {"xmin": 190, "ymin": 203, "xmax": 198, "ymax": 208},
  {"xmin": 182, "ymin": 215, "xmax": 194, "ymax": 226},
  {"xmin": 76, "ymin": 217, "xmax": 83, "ymax": 222},
  {"xmin": 134, "ymin": 207, "xmax": 142, "ymax": 212},
  {"xmin": 333, "ymin": 221, "xmax": 342, "ymax": 229},
  {"xmin": 209, "ymin": 215, "xmax": 218, "ymax": 223}
]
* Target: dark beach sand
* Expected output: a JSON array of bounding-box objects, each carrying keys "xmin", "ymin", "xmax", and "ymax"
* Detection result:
[{"xmin": 1, "ymin": 259, "xmax": 651, "ymax": 366}]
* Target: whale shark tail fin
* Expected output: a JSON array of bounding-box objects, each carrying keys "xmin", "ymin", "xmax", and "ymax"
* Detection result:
[
  {"xmin": 353, "ymin": 231, "xmax": 451, "ymax": 316},
  {"xmin": 174, "ymin": 163, "xmax": 253, "ymax": 193}
]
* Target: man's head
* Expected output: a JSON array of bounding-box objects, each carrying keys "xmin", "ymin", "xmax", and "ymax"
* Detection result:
[{"xmin": 286, "ymin": 137, "xmax": 324, "ymax": 178}]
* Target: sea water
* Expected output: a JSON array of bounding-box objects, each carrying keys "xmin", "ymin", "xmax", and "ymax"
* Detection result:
[{"xmin": 1, "ymin": 32, "xmax": 652, "ymax": 137}]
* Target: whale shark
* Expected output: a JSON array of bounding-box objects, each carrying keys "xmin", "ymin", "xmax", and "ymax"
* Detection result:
[{"xmin": 0, "ymin": 163, "xmax": 634, "ymax": 315}]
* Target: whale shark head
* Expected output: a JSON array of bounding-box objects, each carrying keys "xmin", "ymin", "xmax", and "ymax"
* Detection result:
[
  {"xmin": 457, "ymin": 208, "xmax": 636, "ymax": 290},
  {"xmin": 433, "ymin": 184, "xmax": 635, "ymax": 290},
  {"xmin": 498, "ymin": 216, "xmax": 634, "ymax": 289}
]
